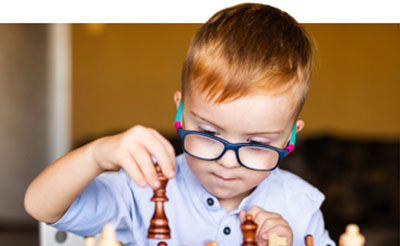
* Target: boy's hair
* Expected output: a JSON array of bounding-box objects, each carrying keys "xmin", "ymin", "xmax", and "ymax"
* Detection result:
[{"xmin": 181, "ymin": 3, "xmax": 313, "ymax": 118}]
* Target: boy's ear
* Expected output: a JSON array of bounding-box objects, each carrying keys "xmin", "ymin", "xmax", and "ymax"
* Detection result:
[
  {"xmin": 286, "ymin": 119, "xmax": 304, "ymax": 145},
  {"xmin": 296, "ymin": 119, "xmax": 304, "ymax": 133},
  {"xmin": 173, "ymin": 91, "xmax": 182, "ymax": 109}
]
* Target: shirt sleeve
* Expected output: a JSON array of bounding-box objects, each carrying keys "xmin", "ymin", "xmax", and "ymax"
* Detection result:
[
  {"xmin": 305, "ymin": 209, "xmax": 336, "ymax": 246},
  {"xmin": 48, "ymin": 171, "xmax": 134, "ymax": 237}
]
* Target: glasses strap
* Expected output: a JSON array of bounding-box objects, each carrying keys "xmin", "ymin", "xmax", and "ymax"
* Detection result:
[
  {"xmin": 286, "ymin": 123, "xmax": 297, "ymax": 153},
  {"xmin": 175, "ymin": 100, "xmax": 183, "ymax": 129}
]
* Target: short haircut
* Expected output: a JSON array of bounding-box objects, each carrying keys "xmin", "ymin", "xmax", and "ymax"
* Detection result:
[{"xmin": 181, "ymin": 3, "xmax": 313, "ymax": 118}]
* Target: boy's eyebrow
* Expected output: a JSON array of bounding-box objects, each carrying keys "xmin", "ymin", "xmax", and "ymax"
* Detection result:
[
  {"xmin": 190, "ymin": 110, "xmax": 283, "ymax": 135},
  {"xmin": 190, "ymin": 110, "xmax": 224, "ymax": 130}
]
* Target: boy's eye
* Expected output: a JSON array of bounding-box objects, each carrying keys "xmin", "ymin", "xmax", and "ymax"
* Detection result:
[
  {"xmin": 249, "ymin": 139, "xmax": 269, "ymax": 145},
  {"xmin": 199, "ymin": 129, "xmax": 217, "ymax": 136},
  {"xmin": 197, "ymin": 126, "xmax": 218, "ymax": 136}
]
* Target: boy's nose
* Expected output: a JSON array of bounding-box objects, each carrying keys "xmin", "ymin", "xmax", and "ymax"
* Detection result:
[{"xmin": 216, "ymin": 149, "xmax": 240, "ymax": 169}]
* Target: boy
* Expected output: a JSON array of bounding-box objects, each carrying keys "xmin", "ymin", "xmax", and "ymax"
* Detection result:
[{"xmin": 25, "ymin": 3, "xmax": 335, "ymax": 246}]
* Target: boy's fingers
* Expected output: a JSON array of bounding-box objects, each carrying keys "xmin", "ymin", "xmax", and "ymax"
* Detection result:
[
  {"xmin": 239, "ymin": 210, "xmax": 247, "ymax": 222},
  {"xmin": 247, "ymin": 205, "xmax": 265, "ymax": 217},
  {"xmin": 257, "ymin": 218, "xmax": 282, "ymax": 240},
  {"xmin": 247, "ymin": 206, "xmax": 281, "ymax": 239},
  {"xmin": 258, "ymin": 220, "xmax": 292, "ymax": 244},
  {"xmin": 120, "ymin": 152, "xmax": 147, "ymax": 187},
  {"xmin": 130, "ymin": 146, "xmax": 160, "ymax": 189},
  {"xmin": 143, "ymin": 132, "xmax": 175, "ymax": 179},
  {"xmin": 150, "ymin": 129, "xmax": 176, "ymax": 160}
]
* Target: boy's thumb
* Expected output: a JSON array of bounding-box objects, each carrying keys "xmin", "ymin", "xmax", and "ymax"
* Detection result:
[{"xmin": 239, "ymin": 210, "xmax": 247, "ymax": 223}]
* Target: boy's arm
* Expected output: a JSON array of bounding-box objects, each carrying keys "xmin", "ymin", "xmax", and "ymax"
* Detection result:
[
  {"xmin": 24, "ymin": 140, "xmax": 104, "ymax": 223},
  {"xmin": 24, "ymin": 125, "xmax": 176, "ymax": 224}
]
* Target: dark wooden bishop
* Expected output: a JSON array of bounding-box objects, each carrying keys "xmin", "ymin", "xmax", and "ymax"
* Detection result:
[
  {"xmin": 147, "ymin": 164, "xmax": 171, "ymax": 241},
  {"xmin": 241, "ymin": 214, "xmax": 258, "ymax": 246}
]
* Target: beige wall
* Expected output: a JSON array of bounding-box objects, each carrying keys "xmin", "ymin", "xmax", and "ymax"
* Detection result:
[
  {"xmin": 72, "ymin": 24, "xmax": 400, "ymax": 145},
  {"xmin": 301, "ymin": 24, "xmax": 400, "ymax": 139},
  {"xmin": 0, "ymin": 24, "xmax": 48, "ymax": 223}
]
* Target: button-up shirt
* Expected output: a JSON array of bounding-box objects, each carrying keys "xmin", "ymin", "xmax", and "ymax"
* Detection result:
[{"xmin": 51, "ymin": 154, "xmax": 335, "ymax": 246}]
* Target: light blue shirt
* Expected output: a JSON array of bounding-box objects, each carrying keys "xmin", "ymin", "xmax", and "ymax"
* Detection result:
[{"xmin": 51, "ymin": 154, "xmax": 335, "ymax": 246}]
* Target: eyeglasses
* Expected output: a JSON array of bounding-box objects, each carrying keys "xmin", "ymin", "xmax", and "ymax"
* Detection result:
[{"xmin": 174, "ymin": 101, "xmax": 297, "ymax": 171}]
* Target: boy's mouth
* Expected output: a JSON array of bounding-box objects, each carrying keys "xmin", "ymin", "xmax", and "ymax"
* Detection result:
[{"xmin": 212, "ymin": 173, "xmax": 237, "ymax": 182}]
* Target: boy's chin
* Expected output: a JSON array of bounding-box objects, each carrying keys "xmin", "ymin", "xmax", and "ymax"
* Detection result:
[{"xmin": 209, "ymin": 187, "xmax": 252, "ymax": 201}]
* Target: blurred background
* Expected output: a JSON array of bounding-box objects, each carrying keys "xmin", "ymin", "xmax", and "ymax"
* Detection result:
[{"xmin": 0, "ymin": 23, "xmax": 399, "ymax": 245}]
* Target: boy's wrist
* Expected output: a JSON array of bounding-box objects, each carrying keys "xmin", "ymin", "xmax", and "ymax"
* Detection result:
[{"xmin": 89, "ymin": 137, "xmax": 111, "ymax": 173}]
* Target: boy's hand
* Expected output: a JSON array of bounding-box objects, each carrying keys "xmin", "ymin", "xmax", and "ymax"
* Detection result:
[
  {"xmin": 240, "ymin": 206, "xmax": 293, "ymax": 246},
  {"xmin": 92, "ymin": 125, "xmax": 176, "ymax": 189}
]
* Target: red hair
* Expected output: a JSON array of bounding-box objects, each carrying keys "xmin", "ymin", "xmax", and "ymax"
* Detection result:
[{"xmin": 181, "ymin": 3, "xmax": 313, "ymax": 116}]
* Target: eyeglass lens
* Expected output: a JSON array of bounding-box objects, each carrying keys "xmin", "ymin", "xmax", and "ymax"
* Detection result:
[{"xmin": 184, "ymin": 133, "xmax": 279, "ymax": 170}]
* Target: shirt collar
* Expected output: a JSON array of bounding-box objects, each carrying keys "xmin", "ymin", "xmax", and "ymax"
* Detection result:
[{"xmin": 177, "ymin": 154, "xmax": 280, "ymax": 214}]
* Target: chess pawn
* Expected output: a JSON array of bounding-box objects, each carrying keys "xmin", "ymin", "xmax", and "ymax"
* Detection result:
[
  {"xmin": 241, "ymin": 214, "xmax": 258, "ymax": 246},
  {"xmin": 85, "ymin": 236, "xmax": 96, "ymax": 246},
  {"xmin": 304, "ymin": 235, "xmax": 313, "ymax": 246},
  {"xmin": 339, "ymin": 224, "xmax": 365, "ymax": 246},
  {"xmin": 269, "ymin": 233, "xmax": 287, "ymax": 246},
  {"xmin": 147, "ymin": 164, "xmax": 171, "ymax": 239},
  {"xmin": 99, "ymin": 223, "xmax": 121, "ymax": 246}
]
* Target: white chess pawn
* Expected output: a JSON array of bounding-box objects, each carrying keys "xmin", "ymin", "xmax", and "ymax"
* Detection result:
[
  {"xmin": 99, "ymin": 223, "xmax": 121, "ymax": 246},
  {"xmin": 269, "ymin": 233, "xmax": 287, "ymax": 246},
  {"xmin": 85, "ymin": 236, "xmax": 96, "ymax": 246},
  {"xmin": 339, "ymin": 224, "xmax": 365, "ymax": 246}
]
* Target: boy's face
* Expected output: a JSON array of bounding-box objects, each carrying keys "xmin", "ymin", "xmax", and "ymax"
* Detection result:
[{"xmin": 174, "ymin": 90, "xmax": 303, "ymax": 206}]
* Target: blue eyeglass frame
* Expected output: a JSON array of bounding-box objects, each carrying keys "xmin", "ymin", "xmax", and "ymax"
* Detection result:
[{"xmin": 174, "ymin": 101, "xmax": 297, "ymax": 171}]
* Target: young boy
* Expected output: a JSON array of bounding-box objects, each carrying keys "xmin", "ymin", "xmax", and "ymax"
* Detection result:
[{"xmin": 25, "ymin": 3, "xmax": 335, "ymax": 246}]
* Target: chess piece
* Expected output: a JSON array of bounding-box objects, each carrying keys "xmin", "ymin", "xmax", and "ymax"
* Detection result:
[
  {"xmin": 339, "ymin": 224, "xmax": 365, "ymax": 246},
  {"xmin": 157, "ymin": 242, "xmax": 168, "ymax": 246},
  {"xmin": 99, "ymin": 223, "xmax": 121, "ymax": 246},
  {"xmin": 147, "ymin": 164, "xmax": 171, "ymax": 240},
  {"xmin": 241, "ymin": 214, "xmax": 258, "ymax": 246},
  {"xmin": 85, "ymin": 236, "xmax": 96, "ymax": 246},
  {"xmin": 204, "ymin": 242, "xmax": 219, "ymax": 246},
  {"xmin": 304, "ymin": 235, "xmax": 313, "ymax": 246},
  {"xmin": 269, "ymin": 233, "xmax": 287, "ymax": 246}
]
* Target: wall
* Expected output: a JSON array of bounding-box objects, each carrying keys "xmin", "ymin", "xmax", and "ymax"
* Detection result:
[
  {"xmin": 0, "ymin": 24, "xmax": 48, "ymax": 224},
  {"xmin": 301, "ymin": 24, "xmax": 400, "ymax": 139},
  {"xmin": 72, "ymin": 24, "xmax": 196, "ymax": 144},
  {"xmin": 72, "ymin": 24, "xmax": 400, "ymax": 145}
]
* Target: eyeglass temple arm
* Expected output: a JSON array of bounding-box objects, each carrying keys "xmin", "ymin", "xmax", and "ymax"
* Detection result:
[
  {"xmin": 175, "ymin": 100, "xmax": 183, "ymax": 130},
  {"xmin": 286, "ymin": 124, "xmax": 297, "ymax": 153}
]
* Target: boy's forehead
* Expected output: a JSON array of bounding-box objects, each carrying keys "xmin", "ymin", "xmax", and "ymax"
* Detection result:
[{"xmin": 184, "ymin": 90, "xmax": 296, "ymax": 132}]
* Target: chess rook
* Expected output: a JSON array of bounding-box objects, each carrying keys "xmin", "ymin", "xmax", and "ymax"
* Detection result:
[
  {"xmin": 147, "ymin": 164, "xmax": 171, "ymax": 240},
  {"xmin": 241, "ymin": 214, "xmax": 258, "ymax": 246}
]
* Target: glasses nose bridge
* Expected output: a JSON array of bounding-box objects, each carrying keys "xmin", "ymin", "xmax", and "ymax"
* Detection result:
[{"xmin": 218, "ymin": 139, "xmax": 241, "ymax": 158}]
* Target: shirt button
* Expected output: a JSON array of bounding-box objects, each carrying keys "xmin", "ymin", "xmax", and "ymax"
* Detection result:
[
  {"xmin": 207, "ymin": 198, "xmax": 214, "ymax": 206},
  {"xmin": 223, "ymin": 226, "xmax": 231, "ymax": 235}
]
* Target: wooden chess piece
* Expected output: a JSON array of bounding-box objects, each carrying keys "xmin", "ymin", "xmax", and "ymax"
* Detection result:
[
  {"xmin": 269, "ymin": 233, "xmax": 287, "ymax": 246},
  {"xmin": 339, "ymin": 224, "xmax": 365, "ymax": 246},
  {"xmin": 99, "ymin": 223, "xmax": 121, "ymax": 246},
  {"xmin": 204, "ymin": 242, "xmax": 219, "ymax": 246},
  {"xmin": 241, "ymin": 214, "xmax": 258, "ymax": 246},
  {"xmin": 147, "ymin": 164, "xmax": 171, "ymax": 240},
  {"xmin": 304, "ymin": 235, "xmax": 313, "ymax": 246},
  {"xmin": 85, "ymin": 236, "xmax": 96, "ymax": 246}
]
